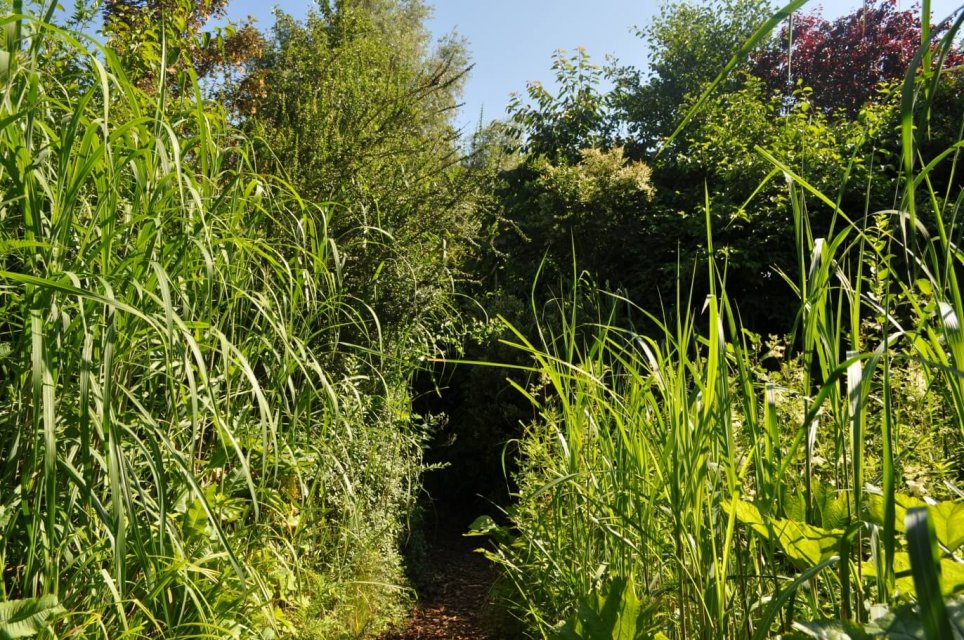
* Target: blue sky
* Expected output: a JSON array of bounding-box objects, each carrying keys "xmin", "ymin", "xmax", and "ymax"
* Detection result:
[{"xmin": 224, "ymin": 0, "xmax": 963, "ymax": 132}]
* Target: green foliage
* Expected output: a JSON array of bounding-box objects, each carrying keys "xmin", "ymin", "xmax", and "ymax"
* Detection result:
[
  {"xmin": 0, "ymin": 596, "xmax": 64, "ymax": 639},
  {"xmin": 508, "ymin": 48, "xmax": 616, "ymax": 161},
  {"xmin": 726, "ymin": 499, "xmax": 843, "ymax": 570},
  {"xmin": 0, "ymin": 6, "xmax": 432, "ymax": 638},
  {"xmin": 553, "ymin": 577, "xmax": 658, "ymax": 640},
  {"xmin": 243, "ymin": 3, "xmax": 477, "ymax": 345},
  {"xmin": 5, "ymin": 0, "xmax": 962, "ymax": 638},
  {"xmin": 787, "ymin": 511, "xmax": 964, "ymax": 639},
  {"xmin": 103, "ymin": 0, "xmax": 265, "ymax": 94},
  {"xmin": 492, "ymin": 147, "xmax": 654, "ymax": 306},
  {"xmin": 423, "ymin": 139, "xmax": 655, "ymax": 509},
  {"xmin": 865, "ymin": 495, "xmax": 964, "ymax": 553},
  {"xmin": 787, "ymin": 599, "xmax": 964, "ymax": 639},
  {"xmin": 494, "ymin": 75, "xmax": 903, "ymax": 334},
  {"xmin": 234, "ymin": 4, "xmax": 490, "ymax": 532},
  {"xmin": 480, "ymin": 19, "xmax": 964, "ymax": 631},
  {"xmin": 610, "ymin": 0, "xmax": 773, "ymax": 153},
  {"xmin": 654, "ymin": 74, "xmax": 900, "ymax": 330},
  {"xmin": 906, "ymin": 508, "xmax": 955, "ymax": 639}
]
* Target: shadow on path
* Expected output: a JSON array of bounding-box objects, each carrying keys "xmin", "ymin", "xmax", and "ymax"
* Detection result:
[{"xmin": 379, "ymin": 514, "xmax": 497, "ymax": 640}]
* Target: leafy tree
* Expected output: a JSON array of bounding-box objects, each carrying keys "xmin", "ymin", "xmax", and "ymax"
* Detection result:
[
  {"xmin": 507, "ymin": 48, "xmax": 616, "ymax": 161},
  {"xmin": 103, "ymin": 0, "xmax": 264, "ymax": 92},
  {"xmin": 918, "ymin": 67, "xmax": 964, "ymax": 195},
  {"xmin": 318, "ymin": 0, "xmax": 432, "ymax": 65},
  {"xmin": 495, "ymin": 147, "xmax": 654, "ymax": 299},
  {"xmin": 752, "ymin": 0, "xmax": 964, "ymax": 117},
  {"xmin": 610, "ymin": 0, "xmax": 773, "ymax": 154},
  {"xmin": 243, "ymin": 2, "xmax": 478, "ymax": 346}
]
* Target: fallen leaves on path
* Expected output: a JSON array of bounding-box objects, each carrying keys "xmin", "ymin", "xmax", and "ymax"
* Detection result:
[{"xmin": 379, "ymin": 518, "xmax": 497, "ymax": 640}]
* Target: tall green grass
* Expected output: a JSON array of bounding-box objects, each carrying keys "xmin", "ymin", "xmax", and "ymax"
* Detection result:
[
  {"xmin": 0, "ymin": 8, "xmax": 425, "ymax": 638},
  {"xmin": 486, "ymin": 4, "xmax": 964, "ymax": 638}
]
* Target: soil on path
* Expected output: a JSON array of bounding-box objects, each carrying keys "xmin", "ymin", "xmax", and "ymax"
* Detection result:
[{"xmin": 379, "ymin": 515, "xmax": 498, "ymax": 640}]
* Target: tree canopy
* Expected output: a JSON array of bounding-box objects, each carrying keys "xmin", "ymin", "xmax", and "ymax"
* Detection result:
[
  {"xmin": 241, "ymin": 1, "xmax": 477, "ymax": 338},
  {"xmin": 103, "ymin": 0, "xmax": 264, "ymax": 91},
  {"xmin": 610, "ymin": 0, "xmax": 773, "ymax": 153},
  {"xmin": 752, "ymin": 0, "xmax": 964, "ymax": 115}
]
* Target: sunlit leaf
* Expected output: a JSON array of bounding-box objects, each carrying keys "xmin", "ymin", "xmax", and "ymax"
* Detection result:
[
  {"xmin": 0, "ymin": 595, "xmax": 65, "ymax": 639},
  {"xmin": 726, "ymin": 499, "xmax": 841, "ymax": 570},
  {"xmin": 554, "ymin": 577, "xmax": 653, "ymax": 640},
  {"xmin": 931, "ymin": 502, "xmax": 964, "ymax": 552},
  {"xmin": 866, "ymin": 496, "xmax": 964, "ymax": 552}
]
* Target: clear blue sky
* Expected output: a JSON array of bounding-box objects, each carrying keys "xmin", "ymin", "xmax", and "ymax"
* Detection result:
[{"xmin": 225, "ymin": 0, "xmax": 963, "ymax": 133}]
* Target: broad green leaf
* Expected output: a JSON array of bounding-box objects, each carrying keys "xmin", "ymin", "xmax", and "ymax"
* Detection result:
[
  {"xmin": 788, "ymin": 600, "xmax": 964, "ymax": 639},
  {"xmin": 465, "ymin": 515, "xmax": 513, "ymax": 545},
  {"xmin": 814, "ymin": 481, "xmax": 851, "ymax": 530},
  {"xmin": 554, "ymin": 577, "xmax": 651, "ymax": 640},
  {"xmin": 864, "ymin": 603, "xmax": 926, "ymax": 639},
  {"xmin": 180, "ymin": 498, "xmax": 209, "ymax": 541},
  {"xmin": 864, "ymin": 493, "xmax": 928, "ymax": 535},
  {"xmin": 466, "ymin": 515, "xmax": 499, "ymax": 536},
  {"xmin": 864, "ymin": 553, "xmax": 964, "ymax": 597},
  {"xmin": 0, "ymin": 595, "xmax": 65, "ymax": 639},
  {"xmin": 784, "ymin": 488, "xmax": 808, "ymax": 523},
  {"xmin": 865, "ymin": 496, "xmax": 964, "ymax": 552},
  {"xmin": 936, "ymin": 560, "xmax": 964, "ymax": 596},
  {"xmin": 790, "ymin": 620, "xmax": 867, "ymax": 639},
  {"xmin": 931, "ymin": 502, "xmax": 964, "ymax": 552},
  {"xmin": 726, "ymin": 500, "xmax": 841, "ymax": 569}
]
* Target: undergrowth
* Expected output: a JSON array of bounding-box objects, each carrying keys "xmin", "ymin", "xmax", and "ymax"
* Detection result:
[{"xmin": 0, "ymin": 7, "xmax": 428, "ymax": 638}]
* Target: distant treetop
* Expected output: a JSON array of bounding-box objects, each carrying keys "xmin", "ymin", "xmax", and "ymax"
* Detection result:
[{"xmin": 752, "ymin": 0, "xmax": 964, "ymax": 116}]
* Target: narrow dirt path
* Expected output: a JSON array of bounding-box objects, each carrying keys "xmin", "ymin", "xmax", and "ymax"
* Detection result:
[{"xmin": 379, "ymin": 517, "xmax": 496, "ymax": 640}]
